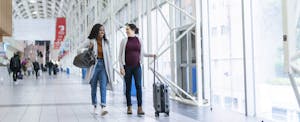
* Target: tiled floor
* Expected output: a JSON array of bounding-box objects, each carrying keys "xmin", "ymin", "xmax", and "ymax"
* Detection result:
[{"xmin": 0, "ymin": 67, "xmax": 266, "ymax": 122}]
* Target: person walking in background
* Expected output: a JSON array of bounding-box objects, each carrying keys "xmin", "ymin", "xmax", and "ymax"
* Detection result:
[
  {"xmin": 10, "ymin": 52, "xmax": 21, "ymax": 82},
  {"xmin": 21, "ymin": 58, "xmax": 28, "ymax": 76},
  {"xmin": 26, "ymin": 58, "xmax": 33, "ymax": 76},
  {"xmin": 53, "ymin": 61, "xmax": 58, "ymax": 75},
  {"xmin": 33, "ymin": 60, "xmax": 40, "ymax": 79},
  {"xmin": 46, "ymin": 60, "xmax": 53, "ymax": 75}
]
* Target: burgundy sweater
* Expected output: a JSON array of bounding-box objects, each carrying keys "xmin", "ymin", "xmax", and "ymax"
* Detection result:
[{"xmin": 125, "ymin": 37, "xmax": 141, "ymax": 67}]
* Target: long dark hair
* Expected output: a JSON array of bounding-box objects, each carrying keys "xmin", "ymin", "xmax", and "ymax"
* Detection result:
[
  {"xmin": 126, "ymin": 23, "xmax": 139, "ymax": 34},
  {"xmin": 88, "ymin": 24, "xmax": 107, "ymax": 41}
]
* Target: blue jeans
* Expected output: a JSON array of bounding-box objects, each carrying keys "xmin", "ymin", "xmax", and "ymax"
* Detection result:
[
  {"xmin": 124, "ymin": 64, "xmax": 142, "ymax": 106},
  {"xmin": 48, "ymin": 67, "xmax": 52, "ymax": 75},
  {"xmin": 90, "ymin": 59, "xmax": 107, "ymax": 107}
]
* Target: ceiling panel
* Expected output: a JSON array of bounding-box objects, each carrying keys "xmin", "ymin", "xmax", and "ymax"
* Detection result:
[{"xmin": 13, "ymin": 0, "xmax": 72, "ymax": 19}]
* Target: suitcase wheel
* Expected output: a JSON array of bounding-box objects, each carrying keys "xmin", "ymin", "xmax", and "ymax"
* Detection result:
[
  {"xmin": 155, "ymin": 112, "xmax": 159, "ymax": 117},
  {"xmin": 166, "ymin": 112, "xmax": 169, "ymax": 116}
]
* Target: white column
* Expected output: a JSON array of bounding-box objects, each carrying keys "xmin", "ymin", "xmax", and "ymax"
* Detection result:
[
  {"xmin": 145, "ymin": 0, "xmax": 153, "ymax": 88},
  {"xmin": 282, "ymin": 0, "xmax": 289, "ymax": 73},
  {"xmin": 137, "ymin": 0, "xmax": 145, "ymax": 87},
  {"xmin": 201, "ymin": 0, "xmax": 212, "ymax": 105},
  {"xmin": 147, "ymin": 0, "xmax": 152, "ymax": 53},
  {"xmin": 242, "ymin": 0, "xmax": 257, "ymax": 116},
  {"xmin": 169, "ymin": 0, "xmax": 177, "ymax": 89},
  {"xmin": 195, "ymin": 0, "xmax": 203, "ymax": 104},
  {"xmin": 110, "ymin": 0, "xmax": 116, "ymax": 82}
]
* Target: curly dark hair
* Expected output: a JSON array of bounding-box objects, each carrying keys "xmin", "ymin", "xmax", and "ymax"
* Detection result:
[{"xmin": 88, "ymin": 24, "xmax": 107, "ymax": 41}]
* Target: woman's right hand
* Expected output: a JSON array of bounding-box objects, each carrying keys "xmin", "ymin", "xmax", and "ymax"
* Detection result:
[{"xmin": 120, "ymin": 68, "xmax": 125, "ymax": 76}]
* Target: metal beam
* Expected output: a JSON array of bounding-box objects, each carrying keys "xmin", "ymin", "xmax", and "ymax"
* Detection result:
[
  {"xmin": 241, "ymin": 0, "xmax": 248, "ymax": 116},
  {"xmin": 288, "ymin": 72, "xmax": 300, "ymax": 108},
  {"xmin": 150, "ymin": 67, "xmax": 198, "ymax": 104},
  {"xmin": 165, "ymin": 0, "xmax": 196, "ymax": 21},
  {"xmin": 150, "ymin": 24, "xmax": 195, "ymax": 64},
  {"xmin": 152, "ymin": 68, "xmax": 186, "ymax": 101},
  {"xmin": 155, "ymin": 0, "xmax": 172, "ymax": 30},
  {"xmin": 155, "ymin": 29, "xmax": 175, "ymax": 54}
]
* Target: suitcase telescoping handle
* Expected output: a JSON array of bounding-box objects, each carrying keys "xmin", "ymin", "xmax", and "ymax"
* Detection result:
[
  {"xmin": 153, "ymin": 56, "xmax": 156, "ymax": 84},
  {"xmin": 153, "ymin": 56, "xmax": 162, "ymax": 84}
]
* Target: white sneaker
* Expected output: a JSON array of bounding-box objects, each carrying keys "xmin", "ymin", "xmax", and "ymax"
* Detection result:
[
  {"xmin": 91, "ymin": 106, "xmax": 98, "ymax": 115},
  {"xmin": 101, "ymin": 107, "xmax": 108, "ymax": 116}
]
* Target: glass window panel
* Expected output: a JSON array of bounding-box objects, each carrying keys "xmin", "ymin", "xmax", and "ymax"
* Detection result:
[
  {"xmin": 252, "ymin": 0, "xmax": 300, "ymax": 121},
  {"xmin": 208, "ymin": 0, "xmax": 245, "ymax": 113}
]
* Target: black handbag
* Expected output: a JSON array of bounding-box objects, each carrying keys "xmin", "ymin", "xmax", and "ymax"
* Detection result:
[{"xmin": 73, "ymin": 48, "xmax": 95, "ymax": 68}]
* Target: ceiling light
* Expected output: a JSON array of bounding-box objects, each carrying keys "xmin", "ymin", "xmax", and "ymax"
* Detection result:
[
  {"xmin": 29, "ymin": 0, "xmax": 37, "ymax": 3},
  {"xmin": 32, "ymin": 11, "xmax": 37, "ymax": 14}
]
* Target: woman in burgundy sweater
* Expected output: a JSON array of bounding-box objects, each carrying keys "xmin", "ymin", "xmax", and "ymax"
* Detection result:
[{"xmin": 119, "ymin": 24, "xmax": 155, "ymax": 115}]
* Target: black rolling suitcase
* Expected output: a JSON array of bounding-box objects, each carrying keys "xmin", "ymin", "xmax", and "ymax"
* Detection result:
[{"xmin": 153, "ymin": 58, "xmax": 170, "ymax": 117}]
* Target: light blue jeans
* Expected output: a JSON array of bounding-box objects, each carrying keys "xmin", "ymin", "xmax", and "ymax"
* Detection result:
[{"xmin": 90, "ymin": 59, "xmax": 107, "ymax": 107}]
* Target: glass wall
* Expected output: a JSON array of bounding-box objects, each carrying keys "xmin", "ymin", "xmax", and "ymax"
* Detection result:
[
  {"xmin": 252, "ymin": 0, "xmax": 300, "ymax": 121},
  {"xmin": 208, "ymin": 0, "xmax": 245, "ymax": 113},
  {"xmin": 151, "ymin": 4, "xmax": 172, "ymax": 81}
]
